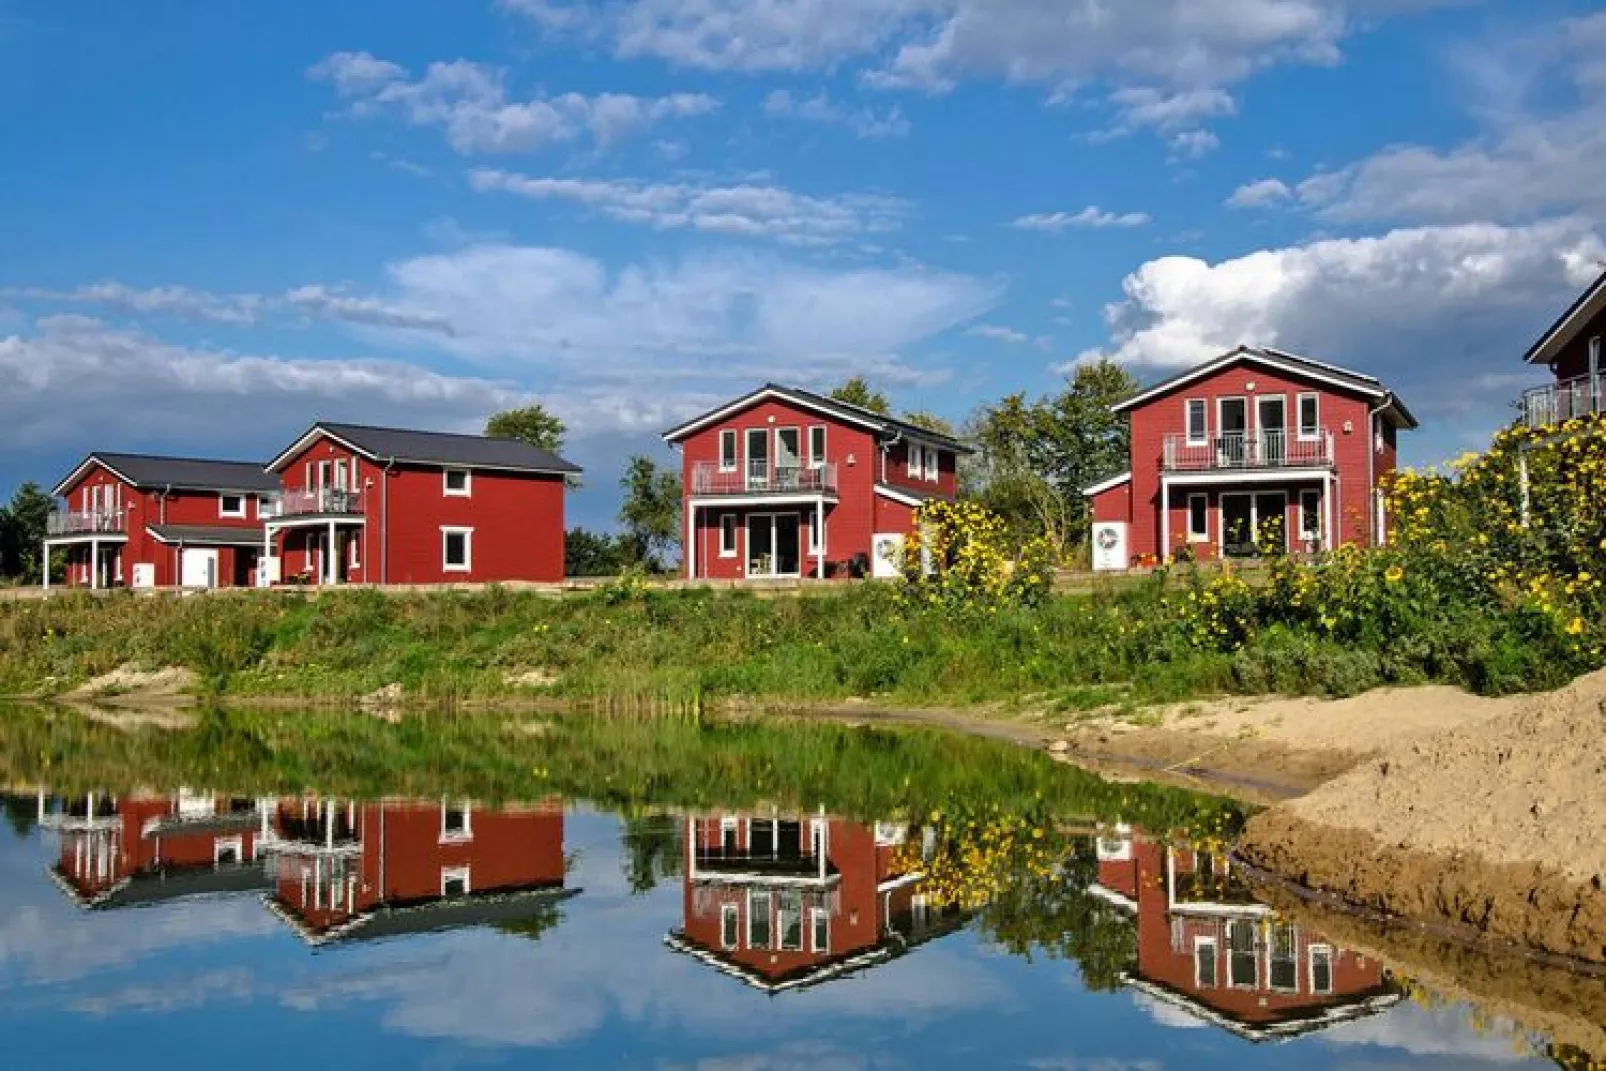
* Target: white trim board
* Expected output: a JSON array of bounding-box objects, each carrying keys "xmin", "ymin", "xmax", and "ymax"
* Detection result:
[
  {"xmin": 1081, "ymin": 471, "xmax": 1132, "ymax": 497},
  {"xmin": 663, "ymin": 387, "xmax": 885, "ymax": 442},
  {"xmin": 1525, "ymin": 271, "xmax": 1606, "ymax": 365},
  {"xmin": 1113, "ymin": 347, "xmax": 1388, "ymax": 412},
  {"xmin": 1164, "ymin": 467, "xmax": 1333, "ymax": 486},
  {"xmin": 874, "ymin": 484, "xmax": 934, "ymax": 508},
  {"xmin": 689, "ymin": 493, "xmax": 837, "ymax": 509}
]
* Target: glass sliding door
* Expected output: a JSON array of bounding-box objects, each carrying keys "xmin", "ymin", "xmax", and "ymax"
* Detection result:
[{"xmin": 745, "ymin": 513, "xmax": 804, "ymax": 578}]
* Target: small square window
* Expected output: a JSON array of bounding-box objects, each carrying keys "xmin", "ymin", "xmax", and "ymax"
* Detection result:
[
  {"xmin": 219, "ymin": 494, "xmax": 245, "ymax": 518},
  {"xmin": 441, "ymin": 802, "xmax": 472, "ymax": 840},
  {"xmin": 443, "ymin": 468, "xmax": 471, "ymax": 497},
  {"xmin": 441, "ymin": 866, "xmax": 470, "ymax": 898},
  {"xmin": 442, "ymin": 528, "xmax": 472, "ymax": 572}
]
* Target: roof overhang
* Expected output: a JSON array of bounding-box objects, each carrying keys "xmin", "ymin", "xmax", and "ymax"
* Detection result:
[
  {"xmin": 1524, "ymin": 270, "xmax": 1606, "ymax": 365},
  {"xmin": 874, "ymin": 484, "xmax": 931, "ymax": 508},
  {"xmin": 145, "ymin": 525, "xmax": 267, "ymax": 547},
  {"xmin": 52, "ymin": 455, "xmax": 136, "ymax": 498},
  {"xmin": 266, "ymin": 425, "xmax": 376, "ymax": 473},
  {"xmin": 1082, "ymin": 471, "xmax": 1132, "ymax": 498},
  {"xmin": 663, "ymin": 387, "xmax": 886, "ymax": 443},
  {"xmin": 267, "ymin": 423, "xmax": 579, "ymax": 477}
]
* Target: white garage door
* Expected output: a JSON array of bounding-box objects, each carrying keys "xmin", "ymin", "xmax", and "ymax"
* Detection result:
[{"xmin": 180, "ymin": 548, "xmax": 219, "ymax": 588}]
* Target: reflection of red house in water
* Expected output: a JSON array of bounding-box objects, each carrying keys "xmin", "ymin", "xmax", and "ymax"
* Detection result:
[
  {"xmin": 1089, "ymin": 826, "xmax": 1400, "ymax": 1040},
  {"xmin": 40, "ymin": 790, "xmax": 271, "ymax": 909},
  {"xmin": 664, "ymin": 811, "xmax": 962, "ymax": 992},
  {"xmin": 261, "ymin": 797, "xmax": 575, "ymax": 946}
]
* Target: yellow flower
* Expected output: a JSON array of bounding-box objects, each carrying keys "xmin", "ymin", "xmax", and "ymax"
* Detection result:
[
  {"xmin": 1384, "ymin": 565, "xmax": 1404, "ymax": 584},
  {"xmin": 1567, "ymin": 617, "xmax": 1585, "ymax": 636}
]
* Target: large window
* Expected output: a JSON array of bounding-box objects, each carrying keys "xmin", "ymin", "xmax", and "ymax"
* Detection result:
[
  {"xmin": 719, "ymin": 514, "xmax": 738, "ymax": 558},
  {"xmin": 722, "ymin": 904, "xmax": 740, "ymax": 950},
  {"xmin": 1187, "ymin": 494, "xmax": 1208, "ymax": 543},
  {"xmin": 1228, "ymin": 921, "xmax": 1258, "ymax": 988},
  {"xmin": 811, "ymin": 907, "xmax": 830, "ymax": 953},
  {"xmin": 1194, "ymin": 937, "xmax": 1217, "ymax": 988},
  {"xmin": 1298, "ymin": 393, "xmax": 1320, "ymax": 440},
  {"xmin": 1270, "ymin": 924, "xmax": 1299, "ymax": 991},
  {"xmin": 1300, "ymin": 489, "xmax": 1322, "ymax": 545},
  {"xmin": 442, "ymin": 527, "xmax": 473, "ymax": 572},
  {"xmin": 924, "ymin": 447, "xmax": 940, "ymax": 482},
  {"xmin": 908, "ymin": 443, "xmax": 923, "ymax": 478},
  {"xmin": 1310, "ymin": 945, "xmax": 1333, "ymax": 994},
  {"xmin": 808, "ymin": 425, "xmax": 827, "ymax": 469},
  {"xmin": 719, "ymin": 429, "xmax": 738, "ymax": 472},
  {"xmin": 749, "ymin": 890, "xmax": 773, "ymax": 949},
  {"xmin": 1185, "ymin": 399, "xmax": 1208, "ymax": 446}
]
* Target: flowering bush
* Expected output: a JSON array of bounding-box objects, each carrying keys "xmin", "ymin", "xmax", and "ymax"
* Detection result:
[{"xmin": 898, "ymin": 500, "xmax": 1057, "ymax": 616}]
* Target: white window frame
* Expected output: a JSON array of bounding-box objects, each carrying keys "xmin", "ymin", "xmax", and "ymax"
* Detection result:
[
  {"xmin": 1297, "ymin": 392, "xmax": 1320, "ymax": 441},
  {"xmin": 719, "ymin": 429, "xmax": 738, "ymax": 473},
  {"xmin": 443, "ymin": 467, "xmax": 472, "ymax": 498},
  {"xmin": 810, "ymin": 907, "xmax": 830, "ymax": 954},
  {"xmin": 1309, "ymin": 944, "xmax": 1334, "ymax": 995},
  {"xmin": 1269, "ymin": 923, "xmax": 1300, "ymax": 993},
  {"xmin": 218, "ymin": 493, "xmax": 246, "ymax": 519},
  {"xmin": 721, "ymin": 903, "xmax": 740, "ymax": 950},
  {"xmin": 258, "ymin": 494, "xmax": 279, "ymax": 519},
  {"xmin": 1187, "ymin": 493, "xmax": 1209, "ymax": 543},
  {"xmin": 1184, "ymin": 399, "xmax": 1208, "ymax": 447},
  {"xmin": 808, "ymin": 425, "xmax": 827, "ymax": 469},
  {"xmin": 907, "ymin": 442, "xmax": 923, "ymax": 478},
  {"xmin": 748, "ymin": 889, "xmax": 772, "ymax": 950},
  {"xmin": 1227, "ymin": 919, "xmax": 1259, "ymax": 989},
  {"xmin": 440, "ymin": 800, "xmax": 473, "ymax": 843},
  {"xmin": 1591, "ymin": 336, "xmax": 1602, "ymax": 380},
  {"xmin": 441, "ymin": 527, "xmax": 473, "ymax": 573},
  {"xmin": 924, "ymin": 446, "xmax": 939, "ymax": 483},
  {"xmin": 719, "ymin": 514, "xmax": 738, "ymax": 558},
  {"xmin": 1194, "ymin": 936, "xmax": 1218, "ymax": 988},
  {"xmin": 440, "ymin": 865, "xmax": 471, "ymax": 897},
  {"xmin": 807, "ymin": 510, "xmax": 824, "ymax": 556},
  {"xmin": 775, "ymin": 426, "xmax": 802, "ymax": 475},
  {"xmin": 213, "ymin": 835, "xmax": 244, "ymax": 865},
  {"xmin": 1299, "ymin": 488, "xmax": 1322, "ymax": 545},
  {"xmin": 349, "ymin": 531, "xmax": 361, "ymax": 570},
  {"xmin": 1256, "ymin": 393, "xmax": 1287, "ymax": 436},
  {"xmin": 334, "ymin": 459, "xmax": 349, "ymax": 492}
]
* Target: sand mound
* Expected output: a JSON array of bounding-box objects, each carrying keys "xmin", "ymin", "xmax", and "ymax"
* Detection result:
[
  {"xmin": 1239, "ymin": 668, "xmax": 1606, "ymax": 963},
  {"xmin": 64, "ymin": 664, "xmax": 196, "ymax": 702}
]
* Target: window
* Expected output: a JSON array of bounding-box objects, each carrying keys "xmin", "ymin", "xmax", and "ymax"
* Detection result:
[
  {"xmin": 443, "ymin": 468, "xmax": 471, "ymax": 497},
  {"xmin": 1300, "ymin": 489, "xmax": 1322, "ymax": 545},
  {"xmin": 807, "ymin": 511, "xmax": 824, "ymax": 556},
  {"xmin": 924, "ymin": 446, "xmax": 939, "ymax": 483},
  {"xmin": 908, "ymin": 443, "xmax": 923, "ymax": 478},
  {"xmin": 1592, "ymin": 336, "xmax": 1602, "ymax": 379},
  {"xmin": 719, "ymin": 429, "xmax": 738, "ymax": 472},
  {"xmin": 440, "ymin": 866, "xmax": 471, "ymax": 897},
  {"xmin": 1185, "ymin": 399, "xmax": 1208, "ymax": 446},
  {"xmin": 1270, "ymin": 924, "xmax": 1298, "ymax": 991},
  {"xmin": 719, "ymin": 514, "xmax": 738, "ymax": 558},
  {"xmin": 1228, "ymin": 921, "xmax": 1258, "ymax": 988},
  {"xmin": 746, "ymin": 428, "xmax": 770, "ymax": 486},
  {"xmin": 808, "ymin": 425, "xmax": 827, "ymax": 469},
  {"xmin": 1194, "ymin": 937, "xmax": 1217, "ymax": 988},
  {"xmin": 721, "ymin": 904, "xmax": 740, "ymax": 950},
  {"xmin": 749, "ymin": 890, "xmax": 773, "ymax": 949},
  {"xmin": 219, "ymin": 494, "xmax": 245, "ymax": 518},
  {"xmin": 442, "ymin": 528, "xmax": 472, "ymax": 572},
  {"xmin": 259, "ymin": 495, "xmax": 279, "ymax": 519},
  {"xmin": 1310, "ymin": 946, "xmax": 1333, "ymax": 994},
  {"xmin": 1298, "ymin": 393, "xmax": 1320, "ymax": 440},
  {"xmin": 811, "ymin": 908, "xmax": 830, "ymax": 953},
  {"xmin": 334, "ymin": 459, "xmax": 348, "ymax": 492},
  {"xmin": 1187, "ymin": 494, "xmax": 1208, "ymax": 543},
  {"xmin": 441, "ymin": 801, "xmax": 472, "ymax": 842},
  {"xmin": 779, "ymin": 892, "xmax": 803, "ymax": 951}
]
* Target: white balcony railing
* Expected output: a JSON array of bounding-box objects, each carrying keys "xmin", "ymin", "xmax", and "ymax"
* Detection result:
[
  {"xmin": 1163, "ymin": 430, "xmax": 1334, "ymax": 472},
  {"xmin": 47, "ymin": 509, "xmax": 126, "ymax": 536},
  {"xmin": 1521, "ymin": 374, "xmax": 1604, "ymax": 429},
  {"xmin": 273, "ymin": 488, "xmax": 365, "ymax": 518},
  {"xmin": 691, "ymin": 461, "xmax": 838, "ymax": 497}
]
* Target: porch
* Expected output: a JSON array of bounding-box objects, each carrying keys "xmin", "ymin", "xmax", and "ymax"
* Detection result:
[
  {"xmin": 1161, "ymin": 475, "xmax": 1336, "ymax": 561},
  {"xmin": 685, "ymin": 499, "xmax": 832, "ymax": 581},
  {"xmin": 690, "ymin": 461, "xmax": 839, "ymax": 498},
  {"xmin": 1162, "ymin": 430, "xmax": 1335, "ymax": 473},
  {"xmin": 1520, "ymin": 373, "xmax": 1603, "ymax": 429},
  {"xmin": 263, "ymin": 516, "xmax": 366, "ymax": 586},
  {"xmin": 42, "ymin": 528, "xmax": 127, "ymax": 590}
]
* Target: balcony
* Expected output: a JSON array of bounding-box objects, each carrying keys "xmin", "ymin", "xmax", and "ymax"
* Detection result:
[
  {"xmin": 691, "ymin": 461, "xmax": 838, "ymax": 497},
  {"xmin": 1163, "ymin": 430, "xmax": 1335, "ymax": 472},
  {"xmin": 273, "ymin": 488, "xmax": 365, "ymax": 518},
  {"xmin": 1521, "ymin": 374, "xmax": 1603, "ymax": 429},
  {"xmin": 47, "ymin": 509, "xmax": 126, "ymax": 536}
]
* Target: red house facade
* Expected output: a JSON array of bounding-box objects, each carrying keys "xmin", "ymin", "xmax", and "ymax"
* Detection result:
[
  {"xmin": 1519, "ymin": 270, "xmax": 1606, "ymax": 428},
  {"xmin": 1090, "ymin": 826, "xmax": 1400, "ymax": 1040},
  {"xmin": 1085, "ymin": 347, "xmax": 1416, "ymax": 570},
  {"xmin": 44, "ymin": 453, "xmax": 280, "ymax": 590},
  {"xmin": 663, "ymin": 385, "xmax": 968, "ymax": 581}
]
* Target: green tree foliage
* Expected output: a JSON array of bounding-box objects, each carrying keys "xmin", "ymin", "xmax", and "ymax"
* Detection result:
[
  {"xmin": 621, "ymin": 813, "xmax": 685, "ymax": 894},
  {"xmin": 901, "ymin": 410, "xmax": 957, "ymax": 437},
  {"xmin": 0, "ymin": 483, "xmax": 54, "ymax": 583},
  {"xmin": 565, "ymin": 527, "xmax": 630, "ymax": 577},
  {"xmin": 978, "ymin": 842, "xmax": 1138, "ymax": 990},
  {"xmin": 967, "ymin": 360, "xmax": 1137, "ymax": 554},
  {"xmin": 828, "ymin": 376, "xmax": 890, "ymax": 414},
  {"xmin": 0, "ymin": 794, "xmax": 39, "ymax": 840},
  {"xmin": 484, "ymin": 404, "xmax": 567, "ymax": 452},
  {"xmin": 618, "ymin": 456, "xmax": 683, "ymax": 571}
]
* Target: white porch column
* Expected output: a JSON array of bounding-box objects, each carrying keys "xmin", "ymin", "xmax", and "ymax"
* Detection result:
[
  {"xmin": 262, "ymin": 523, "xmax": 272, "ymax": 588},
  {"xmin": 685, "ymin": 503, "xmax": 697, "ymax": 580},
  {"xmin": 1159, "ymin": 477, "xmax": 1171, "ymax": 563},
  {"xmin": 89, "ymin": 539, "xmax": 99, "ymax": 590},
  {"xmin": 1322, "ymin": 474, "xmax": 1333, "ymax": 552},
  {"xmin": 41, "ymin": 541, "xmax": 50, "ymax": 590},
  {"xmin": 326, "ymin": 520, "xmax": 337, "ymax": 585},
  {"xmin": 816, "ymin": 497, "xmax": 825, "ymax": 580}
]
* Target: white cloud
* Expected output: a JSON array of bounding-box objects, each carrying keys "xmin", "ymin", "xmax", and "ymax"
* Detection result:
[
  {"xmin": 1168, "ymin": 130, "xmax": 1220, "ymax": 158},
  {"xmin": 284, "ymin": 284, "xmax": 456, "ymax": 335},
  {"xmin": 308, "ymin": 52, "xmax": 718, "ymax": 154},
  {"xmin": 1226, "ymin": 177, "xmax": 1294, "ymax": 208},
  {"xmin": 967, "ymin": 324, "xmax": 1028, "ymax": 345},
  {"xmin": 468, "ymin": 168, "xmax": 910, "ymax": 246},
  {"xmin": 762, "ymin": 89, "xmax": 911, "ymax": 138},
  {"xmin": 1108, "ymin": 87, "xmax": 1236, "ymax": 132},
  {"xmin": 5, "ymin": 282, "xmax": 264, "ymax": 325},
  {"xmin": 1011, "ymin": 207, "xmax": 1151, "ymax": 232}
]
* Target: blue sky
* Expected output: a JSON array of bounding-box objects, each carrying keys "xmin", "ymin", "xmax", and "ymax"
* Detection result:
[{"xmin": 2, "ymin": 1, "xmax": 1603, "ymax": 528}]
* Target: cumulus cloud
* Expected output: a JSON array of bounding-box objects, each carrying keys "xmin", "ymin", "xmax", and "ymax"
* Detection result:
[
  {"xmin": 4, "ymin": 282, "xmax": 264, "ymax": 325},
  {"xmin": 1226, "ymin": 177, "xmax": 1294, "ymax": 208},
  {"xmin": 468, "ymin": 169, "xmax": 910, "ymax": 247},
  {"xmin": 307, "ymin": 51, "xmax": 718, "ymax": 154},
  {"xmin": 1011, "ymin": 207, "xmax": 1150, "ymax": 232},
  {"xmin": 284, "ymin": 284, "xmax": 456, "ymax": 335},
  {"xmin": 762, "ymin": 89, "xmax": 911, "ymax": 138}
]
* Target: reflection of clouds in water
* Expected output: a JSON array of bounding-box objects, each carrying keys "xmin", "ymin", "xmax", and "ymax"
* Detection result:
[
  {"xmin": 1318, "ymin": 1001, "xmax": 1537, "ymax": 1064},
  {"xmin": 1126, "ymin": 992, "xmax": 1207, "ymax": 1032},
  {"xmin": 661, "ymin": 1041, "xmax": 876, "ymax": 1071},
  {"xmin": 1028, "ymin": 1059, "xmax": 1163, "ymax": 1071}
]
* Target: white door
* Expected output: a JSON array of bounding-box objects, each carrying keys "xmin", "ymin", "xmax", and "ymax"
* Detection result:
[{"xmin": 181, "ymin": 548, "xmax": 219, "ymax": 588}]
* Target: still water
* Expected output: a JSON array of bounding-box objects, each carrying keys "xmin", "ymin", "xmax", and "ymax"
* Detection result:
[{"xmin": 0, "ymin": 790, "xmax": 1588, "ymax": 1069}]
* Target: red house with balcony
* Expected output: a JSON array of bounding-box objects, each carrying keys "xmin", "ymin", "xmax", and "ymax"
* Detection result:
[
  {"xmin": 1084, "ymin": 347, "xmax": 1416, "ymax": 570},
  {"xmin": 44, "ymin": 453, "xmax": 280, "ymax": 590},
  {"xmin": 1090, "ymin": 826, "xmax": 1400, "ymax": 1040},
  {"xmin": 662, "ymin": 385, "xmax": 969, "ymax": 581},
  {"xmin": 664, "ymin": 810, "xmax": 962, "ymax": 991},
  {"xmin": 262, "ymin": 796, "xmax": 575, "ymax": 946},
  {"xmin": 261, "ymin": 422, "xmax": 579, "ymax": 586},
  {"xmin": 1518, "ymin": 269, "xmax": 1606, "ymax": 428}
]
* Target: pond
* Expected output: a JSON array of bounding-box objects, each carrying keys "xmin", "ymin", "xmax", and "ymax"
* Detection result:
[{"xmin": 0, "ymin": 705, "xmax": 1597, "ymax": 1069}]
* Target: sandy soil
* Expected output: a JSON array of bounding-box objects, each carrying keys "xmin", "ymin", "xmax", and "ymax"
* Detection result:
[
  {"xmin": 1238, "ymin": 669, "xmax": 1606, "ymax": 964},
  {"xmin": 61, "ymin": 664, "xmax": 197, "ymax": 703}
]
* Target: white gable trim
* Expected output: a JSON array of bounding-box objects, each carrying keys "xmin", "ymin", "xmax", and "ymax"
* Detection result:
[
  {"xmin": 1113, "ymin": 349, "xmax": 1386, "ymax": 414},
  {"xmin": 874, "ymin": 484, "xmax": 927, "ymax": 508},
  {"xmin": 51, "ymin": 455, "xmax": 138, "ymax": 498},
  {"xmin": 663, "ymin": 387, "xmax": 886, "ymax": 443},
  {"xmin": 1525, "ymin": 274, "xmax": 1606, "ymax": 365},
  {"xmin": 266, "ymin": 425, "xmax": 376, "ymax": 473},
  {"xmin": 1081, "ymin": 471, "xmax": 1132, "ymax": 498}
]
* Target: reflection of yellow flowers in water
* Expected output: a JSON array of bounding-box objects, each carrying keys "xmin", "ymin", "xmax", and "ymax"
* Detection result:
[
  {"xmin": 1384, "ymin": 565, "xmax": 1404, "ymax": 584},
  {"xmin": 897, "ymin": 811, "xmax": 1068, "ymax": 912}
]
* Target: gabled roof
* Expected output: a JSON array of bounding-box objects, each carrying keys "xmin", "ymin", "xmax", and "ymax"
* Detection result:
[
  {"xmin": 1111, "ymin": 346, "xmax": 1417, "ymax": 429},
  {"xmin": 1523, "ymin": 269, "xmax": 1606, "ymax": 365},
  {"xmin": 662, "ymin": 384, "xmax": 973, "ymax": 454},
  {"xmin": 52, "ymin": 452, "xmax": 280, "ymax": 498},
  {"xmin": 266, "ymin": 422, "xmax": 581, "ymax": 476}
]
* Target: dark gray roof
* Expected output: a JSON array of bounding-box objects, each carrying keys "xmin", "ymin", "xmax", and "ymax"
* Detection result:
[
  {"xmin": 663, "ymin": 384, "xmax": 972, "ymax": 453},
  {"xmin": 147, "ymin": 524, "xmax": 265, "ymax": 546},
  {"xmin": 56, "ymin": 453, "xmax": 279, "ymax": 496},
  {"xmin": 1523, "ymin": 268, "xmax": 1606, "ymax": 364},
  {"xmin": 275, "ymin": 422, "xmax": 580, "ymax": 475}
]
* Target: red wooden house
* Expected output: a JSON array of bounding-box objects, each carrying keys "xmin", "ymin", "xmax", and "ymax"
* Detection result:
[
  {"xmin": 44, "ymin": 453, "xmax": 280, "ymax": 590},
  {"xmin": 262, "ymin": 796, "xmax": 574, "ymax": 946},
  {"xmin": 664, "ymin": 810, "xmax": 962, "ymax": 992},
  {"xmin": 662, "ymin": 385, "xmax": 969, "ymax": 581},
  {"xmin": 1090, "ymin": 826, "xmax": 1400, "ymax": 1040},
  {"xmin": 261, "ymin": 422, "xmax": 580, "ymax": 586},
  {"xmin": 1084, "ymin": 347, "xmax": 1416, "ymax": 570},
  {"xmin": 1518, "ymin": 269, "xmax": 1606, "ymax": 428}
]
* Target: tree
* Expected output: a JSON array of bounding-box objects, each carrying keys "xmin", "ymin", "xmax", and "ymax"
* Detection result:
[
  {"xmin": 566, "ymin": 527, "xmax": 629, "ymax": 577},
  {"xmin": 618, "ymin": 456, "xmax": 683, "ymax": 571},
  {"xmin": 829, "ymin": 376, "xmax": 890, "ymax": 414},
  {"xmin": 485, "ymin": 405, "xmax": 566, "ymax": 452},
  {"xmin": 621, "ymin": 813, "xmax": 684, "ymax": 894},
  {"xmin": 0, "ymin": 483, "xmax": 54, "ymax": 583},
  {"xmin": 902, "ymin": 410, "xmax": 957, "ymax": 437}
]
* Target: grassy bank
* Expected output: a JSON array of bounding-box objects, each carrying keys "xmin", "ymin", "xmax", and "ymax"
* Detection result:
[{"xmin": 0, "ymin": 573, "xmax": 1574, "ymax": 709}]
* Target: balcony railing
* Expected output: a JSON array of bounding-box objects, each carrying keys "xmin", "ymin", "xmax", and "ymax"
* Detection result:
[
  {"xmin": 691, "ymin": 461, "xmax": 838, "ymax": 497},
  {"xmin": 47, "ymin": 509, "xmax": 126, "ymax": 536},
  {"xmin": 272, "ymin": 488, "xmax": 365, "ymax": 518},
  {"xmin": 1163, "ymin": 430, "xmax": 1335, "ymax": 472},
  {"xmin": 1521, "ymin": 374, "xmax": 1603, "ymax": 429}
]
